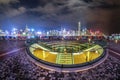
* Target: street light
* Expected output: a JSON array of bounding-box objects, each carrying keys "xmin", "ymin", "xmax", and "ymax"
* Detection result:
[
  {"xmin": 62, "ymin": 37, "xmax": 64, "ymax": 40},
  {"xmin": 88, "ymin": 38, "xmax": 91, "ymax": 43},
  {"xmin": 76, "ymin": 38, "xmax": 79, "ymax": 41},
  {"xmin": 88, "ymin": 38, "xmax": 91, "ymax": 48},
  {"xmin": 115, "ymin": 39, "xmax": 118, "ymax": 44}
]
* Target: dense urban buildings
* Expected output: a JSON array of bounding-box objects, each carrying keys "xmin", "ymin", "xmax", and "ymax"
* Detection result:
[{"xmin": 0, "ymin": 22, "xmax": 104, "ymax": 37}]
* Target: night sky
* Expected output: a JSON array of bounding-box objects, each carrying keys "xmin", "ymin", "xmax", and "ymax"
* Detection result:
[{"xmin": 0, "ymin": 0, "xmax": 120, "ymax": 34}]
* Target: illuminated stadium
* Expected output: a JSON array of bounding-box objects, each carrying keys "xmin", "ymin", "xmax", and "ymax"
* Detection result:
[{"xmin": 26, "ymin": 39, "xmax": 107, "ymax": 72}]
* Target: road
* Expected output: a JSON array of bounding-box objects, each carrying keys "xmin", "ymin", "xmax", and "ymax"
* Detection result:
[
  {"xmin": 107, "ymin": 48, "xmax": 120, "ymax": 60},
  {"xmin": 0, "ymin": 47, "xmax": 26, "ymax": 57}
]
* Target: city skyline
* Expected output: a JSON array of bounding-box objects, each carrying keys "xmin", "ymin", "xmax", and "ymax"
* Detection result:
[
  {"xmin": 0, "ymin": 0, "xmax": 120, "ymax": 34},
  {"xmin": 0, "ymin": 23, "xmax": 104, "ymax": 37}
]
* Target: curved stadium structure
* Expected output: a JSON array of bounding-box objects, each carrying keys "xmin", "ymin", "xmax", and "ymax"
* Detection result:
[{"xmin": 26, "ymin": 40, "xmax": 108, "ymax": 72}]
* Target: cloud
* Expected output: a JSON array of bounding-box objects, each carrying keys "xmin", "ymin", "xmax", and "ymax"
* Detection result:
[
  {"xmin": 68, "ymin": 0, "xmax": 87, "ymax": 6},
  {"xmin": 0, "ymin": 0, "xmax": 120, "ymax": 34},
  {"xmin": 30, "ymin": 0, "xmax": 88, "ymax": 16},
  {"xmin": 86, "ymin": 0, "xmax": 120, "ymax": 9},
  {"xmin": 0, "ymin": 0, "xmax": 25, "ymax": 17},
  {"xmin": 5, "ymin": 7, "xmax": 26, "ymax": 17},
  {"xmin": 0, "ymin": 0, "xmax": 19, "ymax": 4},
  {"xmin": 31, "ymin": 3, "xmax": 59, "ymax": 14}
]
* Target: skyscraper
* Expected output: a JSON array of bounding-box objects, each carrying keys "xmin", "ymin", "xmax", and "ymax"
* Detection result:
[
  {"xmin": 25, "ymin": 24, "xmax": 29, "ymax": 33},
  {"xmin": 78, "ymin": 22, "xmax": 81, "ymax": 36}
]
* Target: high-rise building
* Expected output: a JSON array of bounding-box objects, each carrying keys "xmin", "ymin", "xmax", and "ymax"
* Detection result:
[
  {"xmin": 0, "ymin": 29, "xmax": 2, "ymax": 33},
  {"xmin": 78, "ymin": 21, "xmax": 81, "ymax": 36},
  {"xmin": 0, "ymin": 26, "xmax": 3, "ymax": 33},
  {"xmin": 25, "ymin": 24, "xmax": 29, "ymax": 33}
]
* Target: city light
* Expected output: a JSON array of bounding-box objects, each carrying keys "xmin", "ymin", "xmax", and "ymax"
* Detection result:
[
  {"xmin": 115, "ymin": 39, "xmax": 118, "ymax": 44},
  {"xmin": 37, "ymin": 31, "xmax": 42, "ymax": 35},
  {"xmin": 31, "ymin": 29, "xmax": 34, "ymax": 32},
  {"xmin": 20, "ymin": 29, "xmax": 23, "ymax": 32},
  {"xmin": 5, "ymin": 30, "xmax": 9, "ymax": 34},
  {"xmin": 0, "ymin": 23, "xmax": 119, "ymax": 42},
  {"xmin": 23, "ymin": 32, "xmax": 26, "ymax": 35},
  {"xmin": 13, "ymin": 28, "xmax": 17, "ymax": 31}
]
